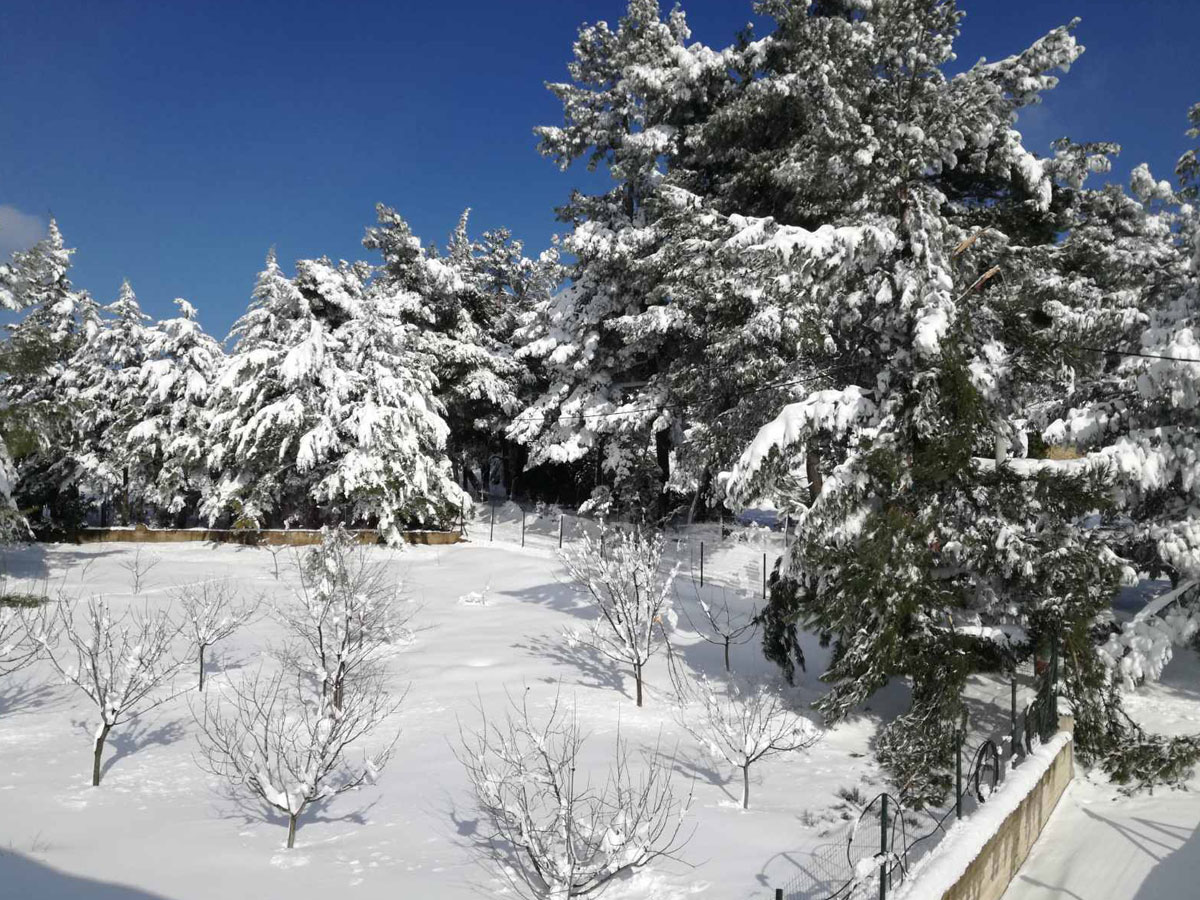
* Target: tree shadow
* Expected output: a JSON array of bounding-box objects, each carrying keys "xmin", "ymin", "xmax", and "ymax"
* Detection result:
[
  {"xmin": 68, "ymin": 716, "xmax": 189, "ymax": 779},
  {"xmin": 210, "ymin": 778, "xmax": 381, "ymax": 841},
  {"xmin": 0, "ymin": 674, "xmax": 60, "ymax": 718},
  {"xmin": 496, "ymin": 581, "xmax": 593, "ymax": 617},
  {"xmin": 757, "ymin": 815, "xmax": 859, "ymax": 899},
  {"xmin": 0, "ymin": 849, "xmax": 172, "ymax": 899},
  {"xmin": 513, "ymin": 632, "xmax": 630, "ymax": 699}
]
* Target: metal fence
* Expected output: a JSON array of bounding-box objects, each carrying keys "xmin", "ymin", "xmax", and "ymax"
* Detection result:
[{"xmin": 772, "ymin": 651, "xmax": 1060, "ymax": 900}]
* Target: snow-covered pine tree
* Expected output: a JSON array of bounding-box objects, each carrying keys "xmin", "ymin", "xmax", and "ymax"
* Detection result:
[
  {"xmin": 716, "ymin": 4, "xmax": 1137, "ymax": 802},
  {"xmin": 0, "ymin": 220, "xmax": 99, "ymax": 532},
  {"xmin": 63, "ymin": 279, "xmax": 155, "ymax": 524},
  {"xmin": 205, "ymin": 250, "xmax": 327, "ymax": 527},
  {"xmin": 128, "ymin": 299, "xmax": 225, "ymax": 523},
  {"xmin": 1041, "ymin": 104, "xmax": 1200, "ymax": 788},
  {"xmin": 206, "ymin": 250, "xmax": 461, "ymax": 537},
  {"xmin": 362, "ymin": 206, "xmax": 552, "ymax": 501},
  {"xmin": 510, "ymin": 0, "xmax": 732, "ymax": 518}
]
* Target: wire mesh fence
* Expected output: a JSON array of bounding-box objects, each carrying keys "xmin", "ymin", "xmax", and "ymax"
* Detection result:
[{"xmin": 463, "ymin": 500, "xmax": 791, "ymax": 600}]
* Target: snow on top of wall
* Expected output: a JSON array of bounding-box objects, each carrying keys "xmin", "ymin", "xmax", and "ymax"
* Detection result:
[{"xmin": 893, "ymin": 732, "xmax": 1072, "ymax": 900}]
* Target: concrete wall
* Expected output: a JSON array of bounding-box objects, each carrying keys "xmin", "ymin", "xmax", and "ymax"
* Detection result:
[
  {"xmin": 938, "ymin": 720, "xmax": 1075, "ymax": 900},
  {"xmin": 71, "ymin": 526, "xmax": 462, "ymax": 547}
]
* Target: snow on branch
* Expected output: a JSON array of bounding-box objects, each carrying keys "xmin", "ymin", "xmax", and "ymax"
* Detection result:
[{"xmin": 456, "ymin": 688, "xmax": 692, "ymax": 899}]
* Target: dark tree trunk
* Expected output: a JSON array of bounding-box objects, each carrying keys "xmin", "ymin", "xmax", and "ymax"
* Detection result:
[
  {"xmin": 198, "ymin": 645, "xmax": 207, "ymax": 691},
  {"xmin": 806, "ymin": 449, "xmax": 823, "ymax": 505},
  {"xmin": 634, "ymin": 663, "xmax": 643, "ymax": 707},
  {"xmin": 92, "ymin": 723, "xmax": 112, "ymax": 787},
  {"xmin": 286, "ymin": 814, "xmax": 298, "ymax": 849}
]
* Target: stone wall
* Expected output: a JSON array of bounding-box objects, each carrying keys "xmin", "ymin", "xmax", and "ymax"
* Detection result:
[
  {"xmin": 70, "ymin": 526, "xmax": 462, "ymax": 547},
  {"xmin": 937, "ymin": 720, "xmax": 1075, "ymax": 900}
]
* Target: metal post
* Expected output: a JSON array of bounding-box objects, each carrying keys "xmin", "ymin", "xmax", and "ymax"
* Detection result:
[
  {"xmin": 521, "ymin": 509, "xmax": 525, "ymax": 548},
  {"xmin": 763, "ymin": 552, "xmax": 768, "ymax": 600},
  {"xmin": 955, "ymin": 732, "xmax": 964, "ymax": 819},
  {"xmin": 558, "ymin": 514, "xmax": 564, "ymax": 549},
  {"xmin": 1011, "ymin": 671, "xmax": 1018, "ymax": 761},
  {"xmin": 700, "ymin": 541, "xmax": 705, "ymax": 587},
  {"xmin": 489, "ymin": 500, "xmax": 495, "ymax": 542},
  {"xmin": 880, "ymin": 794, "xmax": 889, "ymax": 900}
]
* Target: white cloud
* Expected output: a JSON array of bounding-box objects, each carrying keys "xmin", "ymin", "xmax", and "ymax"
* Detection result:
[{"xmin": 0, "ymin": 205, "xmax": 47, "ymax": 259}]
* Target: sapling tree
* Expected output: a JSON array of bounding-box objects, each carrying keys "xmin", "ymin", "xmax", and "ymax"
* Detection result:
[
  {"xmin": 671, "ymin": 669, "xmax": 820, "ymax": 810},
  {"xmin": 679, "ymin": 582, "xmax": 757, "ymax": 672},
  {"xmin": 194, "ymin": 667, "xmax": 400, "ymax": 849},
  {"xmin": 559, "ymin": 528, "xmax": 678, "ymax": 707},
  {"xmin": 457, "ymin": 688, "xmax": 692, "ymax": 899},
  {"xmin": 178, "ymin": 580, "xmax": 261, "ymax": 690},
  {"xmin": 0, "ymin": 605, "xmax": 40, "ymax": 677},
  {"xmin": 37, "ymin": 596, "xmax": 186, "ymax": 785},
  {"xmin": 276, "ymin": 527, "xmax": 411, "ymax": 710},
  {"xmin": 117, "ymin": 546, "xmax": 160, "ymax": 594}
]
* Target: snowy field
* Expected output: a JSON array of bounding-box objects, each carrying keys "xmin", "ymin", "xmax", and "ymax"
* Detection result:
[
  {"xmin": 1002, "ymin": 648, "xmax": 1200, "ymax": 900},
  {"xmin": 0, "ymin": 537, "xmax": 886, "ymax": 900}
]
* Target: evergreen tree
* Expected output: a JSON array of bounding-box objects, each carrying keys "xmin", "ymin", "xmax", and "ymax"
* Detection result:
[
  {"xmin": 206, "ymin": 251, "xmax": 461, "ymax": 537},
  {"xmin": 67, "ymin": 280, "xmax": 155, "ymax": 523},
  {"xmin": 511, "ymin": 0, "xmax": 731, "ymax": 518},
  {"xmin": 129, "ymin": 299, "xmax": 225, "ymax": 522},
  {"xmin": 0, "ymin": 220, "xmax": 98, "ymax": 531},
  {"xmin": 715, "ymin": 3, "xmax": 1136, "ymax": 802}
]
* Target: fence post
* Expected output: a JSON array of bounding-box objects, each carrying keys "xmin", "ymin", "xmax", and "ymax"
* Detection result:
[
  {"xmin": 762, "ymin": 552, "xmax": 767, "ymax": 600},
  {"xmin": 880, "ymin": 793, "xmax": 889, "ymax": 900},
  {"xmin": 489, "ymin": 500, "xmax": 495, "ymax": 543},
  {"xmin": 521, "ymin": 509, "xmax": 525, "ymax": 548},
  {"xmin": 955, "ymin": 731, "xmax": 964, "ymax": 819},
  {"xmin": 700, "ymin": 541, "xmax": 705, "ymax": 587},
  {"xmin": 558, "ymin": 514, "xmax": 564, "ymax": 549},
  {"xmin": 1010, "ymin": 671, "xmax": 1018, "ymax": 761}
]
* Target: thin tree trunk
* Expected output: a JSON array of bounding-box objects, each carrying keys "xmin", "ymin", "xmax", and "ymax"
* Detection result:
[
  {"xmin": 634, "ymin": 663, "xmax": 643, "ymax": 707},
  {"xmin": 806, "ymin": 449, "xmax": 823, "ymax": 505},
  {"xmin": 287, "ymin": 814, "xmax": 297, "ymax": 849},
  {"xmin": 92, "ymin": 723, "xmax": 112, "ymax": 787},
  {"xmin": 742, "ymin": 763, "xmax": 751, "ymax": 809},
  {"xmin": 198, "ymin": 645, "xmax": 206, "ymax": 691},
  {"xmin": 724, "ymin": 639, "xmax": 731, "ymax": 673}
]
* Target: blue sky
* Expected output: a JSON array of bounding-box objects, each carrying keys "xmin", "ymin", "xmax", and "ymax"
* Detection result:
[{"xmin": 1, "ymin": 0, "xmax": 1196, "ymax": 338}]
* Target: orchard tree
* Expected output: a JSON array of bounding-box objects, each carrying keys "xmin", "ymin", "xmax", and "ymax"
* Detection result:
[{"xmin": 559, "ymin": 528, "xmax": 678, "ymax": 707}]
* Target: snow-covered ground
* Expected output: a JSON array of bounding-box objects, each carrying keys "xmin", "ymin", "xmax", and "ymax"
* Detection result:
[
  {"xmin": 1002, "ymin": 647, "xmax": 1200, "ymax": 900},
  {"xmin": 0, "ymin": 537, "xmax": 887, "ymax": 900}
]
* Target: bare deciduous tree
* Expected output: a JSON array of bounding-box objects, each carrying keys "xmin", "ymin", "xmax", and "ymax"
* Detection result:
[
  {"xmin": 37, "ymin": 596, "xmax": 186, "ymax": 785},
  {"xmin": 0, "ymin": 605, "xmax": 40, "ymax": 677},
  {"xmin": 178, "ymin": 580, "xmax": 261, "ymax": 690},
  {"xmin": 263, "ymin": 542, "xmax": 290, "ymax": 581},
  {"xmin": 457, "ymin": 688, "xmax": 692, "ymax": 898},
  {"xmin": 672, "ymin": 670, "xmax": 820, "ymax": 809},
  {"xmin": 117, "ymin": 547, "xmax": 161, "ymax": 594},
  {"xmin": 559, "ymin": 529, "xmax": 678, "ymax": 707},
  {"xmin": 679, "ymin": 582, "xmax": 757, "ymax": 673},
  {"xmin": 194, "ymin": 667, "xmax": 401, "ymax": 849},
  {"xmin": 276, "ymin": 526, "xmax": 412, "ymax": 710}
]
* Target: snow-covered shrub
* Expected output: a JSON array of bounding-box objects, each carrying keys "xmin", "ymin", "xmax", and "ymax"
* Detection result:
[
  {"xmin": 671, "ymin": 669, "xmax": 819, "ymax": 809},
  {"xmin": 559, "ymin": 528, "xmax": 678, "ymax": 707},
  {"xmin": 457, "ymin": 689, "xmax": 691, "ymax": 898},
  {"xmin": 195, "ymin": 667, "xmax": 400, "ymax": 849},
  {"xmin": 178, "ymin": 580, "xmax": 261, "ymax": 690},
  {"xmin": 36, "ymin": 596, "xmax": 186, "ymax": 785}
]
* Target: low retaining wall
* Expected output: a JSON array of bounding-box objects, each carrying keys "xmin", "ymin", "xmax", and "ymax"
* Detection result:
[
  {"xmin": 71, "ymin": 526, "xmax": 462, "ymax": 547},
  {"xmin": 899, "ymin": 718, "xmax": 1075, "ymax": 900}
]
